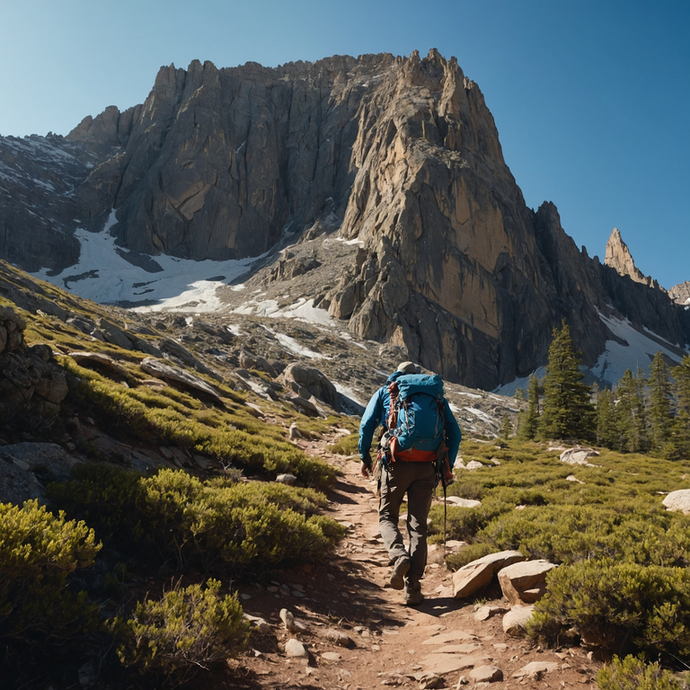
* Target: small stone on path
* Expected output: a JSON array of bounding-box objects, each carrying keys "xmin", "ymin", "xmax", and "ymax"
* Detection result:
[
  {"xmin": 513, "ymin": 660, "xmax": 560, "ymax": 679},
  {"xmin": 284, "ymin": 638, "xmax": 308, "ymax": 658},
  {"xmin": 470, "ymin": 665, "xmax": 503, "ymax": 683}
]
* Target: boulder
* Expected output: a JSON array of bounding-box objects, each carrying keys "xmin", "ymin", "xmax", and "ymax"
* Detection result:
[
  {"xmin": 140, "ymin": 358, "xmax": 224, "ymax": 406},
  {"xmin": 279, "ymin": 362, "xmax": 339, "ymax": 410},
  {"xmin": 96, "ymin": 317, "xmax": 134, "ymax": 350},
  {"xmin": 663, "ymin": 490, "xmax": 690, "ymax": 515},
  {"xmin": 159, "ymin": 338, "xmax": 221, "ymax": 380},
  {"xmin": 559, "ymin": 447, "xmax": 599, "ymax": 466},
  {"xmin": 68, "ymin": 351, "xmax": 130, "ymax": 380},
  {"xmin": 452, "ymin": 550, "xmax": 524, "ymax": 599},
  {"xmin": 497, "ymin": 559, "xmax": 557, "ymax": 605},
  {"xmin": 502, "ymin": 604, "xmax": 535, "ymax": 636},
  {"xmin": 284, "ymin": 638, "xmax": 308, "ymax": 658},
  {"xmin": 285, "ymin": 395, "xmax": 320, "ymax": 417}
]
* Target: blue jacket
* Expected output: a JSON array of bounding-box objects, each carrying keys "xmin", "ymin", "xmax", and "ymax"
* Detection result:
[{"xmin": 358, "ymin": 371, "xmax": 462, "ymax": 466}]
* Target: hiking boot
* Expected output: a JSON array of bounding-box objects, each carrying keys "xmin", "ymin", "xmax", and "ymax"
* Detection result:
[
  {"xmin": 404, "ymin": 580, "xmax": 424, "ymax": 606},
  {"xmin": 389, "ymin": 556, "xmax": 410, "ymax": 590}
]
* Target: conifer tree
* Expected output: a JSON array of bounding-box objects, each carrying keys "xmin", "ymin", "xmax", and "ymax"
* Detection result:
[
  {"xmin": 614, "ymin": 368, "xmax": 649, "ymax": 453},
  {"xmin": 595, "ymin": 387, "xmax": 617, "ymax": 449},
  {"xmin": 518, "ymin": 375, "xmax": 540, "ymax": 440},
  {"xmin": 648, "ymin": 351, "xmax": 673, "ymax": 456},
  {"xmin": 671, "ymin": 356, "xmax": 690, "ymax": 460},
  {"xmin": 539, "ymin": 321, "xmax": 595, "ymax": 441}
]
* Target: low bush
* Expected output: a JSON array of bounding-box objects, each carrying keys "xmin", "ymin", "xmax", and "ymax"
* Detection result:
[
  {"xmin": 48, "ymin": 465, "xmax": 345, "ymax": 573},
  {"xmin": 597, "ymin": 656, "xmax": 686, "ymax": 690},
  {"xmin": 64, "ymin": 360, "xmax": 336, "ymax": 490},
  {"xmin": 529, "ymin": 560, "xmax": 690, "ymax": 659},
  {"xmin": 327, "ymin": 432, "xmax": 359, "ymax": 456},
  {"xmin": 0, "ymin": 500, "xmax": 100, "ymax": 640},
  {"xmin": 110, "ymin": 578, "xmax": 248, "ymax": 683}
]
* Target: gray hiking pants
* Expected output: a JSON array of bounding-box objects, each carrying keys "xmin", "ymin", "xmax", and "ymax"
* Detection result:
[{"xmin": 379, "ymin": 461, "xmax": 436, "ymax": 585}]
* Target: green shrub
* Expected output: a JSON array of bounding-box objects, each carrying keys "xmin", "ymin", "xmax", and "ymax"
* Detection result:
[
  {"xmin": 0, "ymin": 500, "xmax": 100, "ymax": 639},
  {"xmin": 46, "ymin": 463, "xmax": 145, "ymax": 547},
  {"xmin": 529, "ymin": 560, "xmax": 690, "ymax": 659},
  {"xmin": 597, "ymin": 655, "xmax": 685, "ymax": 690},
  {"xmin": 327, "ymin": 433, "xmax": 359, "ymax": 456},
  {"xmin": 64, "ymin": 360, "xmax": 337, "ymax": 490},
  {"xmin": 110, "ymin": 579, "xmax": 248, "ymax": 682},
  {"xmin": 49, "ymin": 466, "xmax": 344, "ymax": 573}
]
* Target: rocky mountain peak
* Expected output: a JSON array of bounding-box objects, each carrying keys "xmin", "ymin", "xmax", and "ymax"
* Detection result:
[
  {"xmin": 670, "ymin": 281, "xmax": 690, "ymax": 306},
  {"xmin": 1, "ymin": 51, "xmax": 689, "ymax": 390},
  {"xmin": 604, "ymin": 227, "xmax": 654, "ymax": 287}
]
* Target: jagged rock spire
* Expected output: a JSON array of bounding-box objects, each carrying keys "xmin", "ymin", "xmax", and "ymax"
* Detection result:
[{"xmin": 604, "ymin": 228, "xmax": 651, "ymax": 286}]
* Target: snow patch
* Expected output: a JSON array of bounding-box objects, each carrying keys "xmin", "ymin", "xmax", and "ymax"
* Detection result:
[
  {"xmin": 32, "ymin": 210, "xmax": 261, "ymax": 311},
  {"xmin": 591, "ymin": 312, "xmax": 684, "ymax": 385},
  {"xmin": 494, "ymin": 366, "xmax": 547, "ymax": 397}
]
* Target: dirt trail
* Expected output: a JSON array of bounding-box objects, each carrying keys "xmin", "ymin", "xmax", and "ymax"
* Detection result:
[{"xmin": 230, "ymin": 442, "xmax": 601, "ymax": 690}]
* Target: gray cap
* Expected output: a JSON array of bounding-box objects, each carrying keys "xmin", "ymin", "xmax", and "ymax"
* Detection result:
[{"xmin": 397, "ymin": 361, "xmax": 419, "ymax": 374}]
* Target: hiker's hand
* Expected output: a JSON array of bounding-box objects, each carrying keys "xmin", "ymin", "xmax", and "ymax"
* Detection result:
[{"xmin": 361, "ymin": 451, "xmax": 372, "ymax": 477}]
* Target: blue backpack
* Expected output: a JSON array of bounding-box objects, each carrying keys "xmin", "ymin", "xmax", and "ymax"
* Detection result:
[{"xmin": 387, "ymin": 374, "xmax": 445, "ymax": 459}]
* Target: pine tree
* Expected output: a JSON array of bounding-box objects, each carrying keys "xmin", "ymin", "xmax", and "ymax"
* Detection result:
[
  {"xmin": 595, "ymin": 387, "xmax": 617, "ymax": 449},
  {"xmin": 670, "ymin": 356, "xmax": 690, "ymax": 460},
  {"xmin": 499, "ymin": 415, "xmax": 514, "ymax": 440},
  {"xmin": 539, "ymin": 321, "xmax": 595, "ymax": 441},
  {"xmin": 518, "ymin": 375, "xmax": 540, "ymax": 440},
  {"xmin": 614, "ymin": 368, "xmax": 648, "ymax": 453},
  {"xmin": 648, "ymin": 351, "xmax": 673, "ymax": 456}
]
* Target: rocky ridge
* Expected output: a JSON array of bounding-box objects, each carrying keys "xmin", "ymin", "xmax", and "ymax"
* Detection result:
[
  {"xmin": 1, "ymin": 50, "xmax": 688, "ymax": 389},
  {"xmin": 0, "ymin": 258, "xmax": 519, "ymax": 505}
]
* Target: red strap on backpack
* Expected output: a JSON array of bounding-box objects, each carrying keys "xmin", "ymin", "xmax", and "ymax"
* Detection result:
[{"xmin": 387, "ymin": 382, "xmax": 399, "ymax": 433}]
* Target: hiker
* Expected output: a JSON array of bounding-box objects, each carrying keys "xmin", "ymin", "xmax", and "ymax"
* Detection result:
[{"xmin": 359, "ymin": 361, "xmax": 461, "ymax": 605}]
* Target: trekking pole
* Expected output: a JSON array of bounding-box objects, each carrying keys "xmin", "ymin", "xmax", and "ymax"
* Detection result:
[{"xmin": 443, "ymin": 475, "xmax": 447, "ymax": 555}]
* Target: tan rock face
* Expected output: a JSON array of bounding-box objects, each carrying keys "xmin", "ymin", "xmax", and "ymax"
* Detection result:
[{"xmin": 604, "ymin": 228, "xmax": 652, "ymax": 286}]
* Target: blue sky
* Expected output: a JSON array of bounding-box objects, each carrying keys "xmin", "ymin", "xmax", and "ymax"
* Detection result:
[{"xmin": 1, "ymin": 0, "xmax": 688, "ymax": 289}]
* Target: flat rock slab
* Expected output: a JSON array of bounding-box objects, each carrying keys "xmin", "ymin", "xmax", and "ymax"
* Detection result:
[
  {"xmin": 513, "ymin": 661, "xmax": 560, "ymax": 678},
  {"xmin": 663, "ymin": 489, "xmax": 690, "ymax": 515},
  {"xmin": 445, "ymin": 496, "xmax": 482, "ymax": 508},
  {"xmin": 470, "ymin": 665, "xmax": 503, "ymax": 683},
  {"xmin": 418, "ymin": 653, "xmax": 489, "ymax": 675},
  {"xmin": 453, "ymin": 550, "xmax": 524, "ymax": 599},
  {"xmin": 421, "ymin": 630, "xmax": 477, "ymax": 645},
  {"xmin": 140, "ymin": 357, "xmax": 224, "ymax": 406},
  {"xmin": 498, "ymin": 559, "xmax": 557, "ymax": 605},
  {"xmin": 68, "ymin": 351, "xmax": 129, "ymax": 379},
  {"xmin": 422, "ymin": 643, "xmax": 482, "ymax": 655}
]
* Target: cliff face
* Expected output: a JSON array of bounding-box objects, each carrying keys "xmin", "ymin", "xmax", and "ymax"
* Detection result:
[{"xmin": 1, "ymin": 50, "xmax": 688, "ymax": 388}]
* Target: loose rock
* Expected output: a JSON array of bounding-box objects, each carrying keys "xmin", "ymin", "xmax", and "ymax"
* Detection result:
[
  {"xmin": 502, "ymin": 605, "xmax": 535, "ymax": 636},
  {"xmin": 469, "ymin": 665, "xmax": 503, "ymax": 683},
  {"xmin": 497, "ymin": 559, "xmax": 557, "ymax": 605},
  {"xmin": 452, "ymin": 550, "xmax": 524, "ymax": 599}
]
